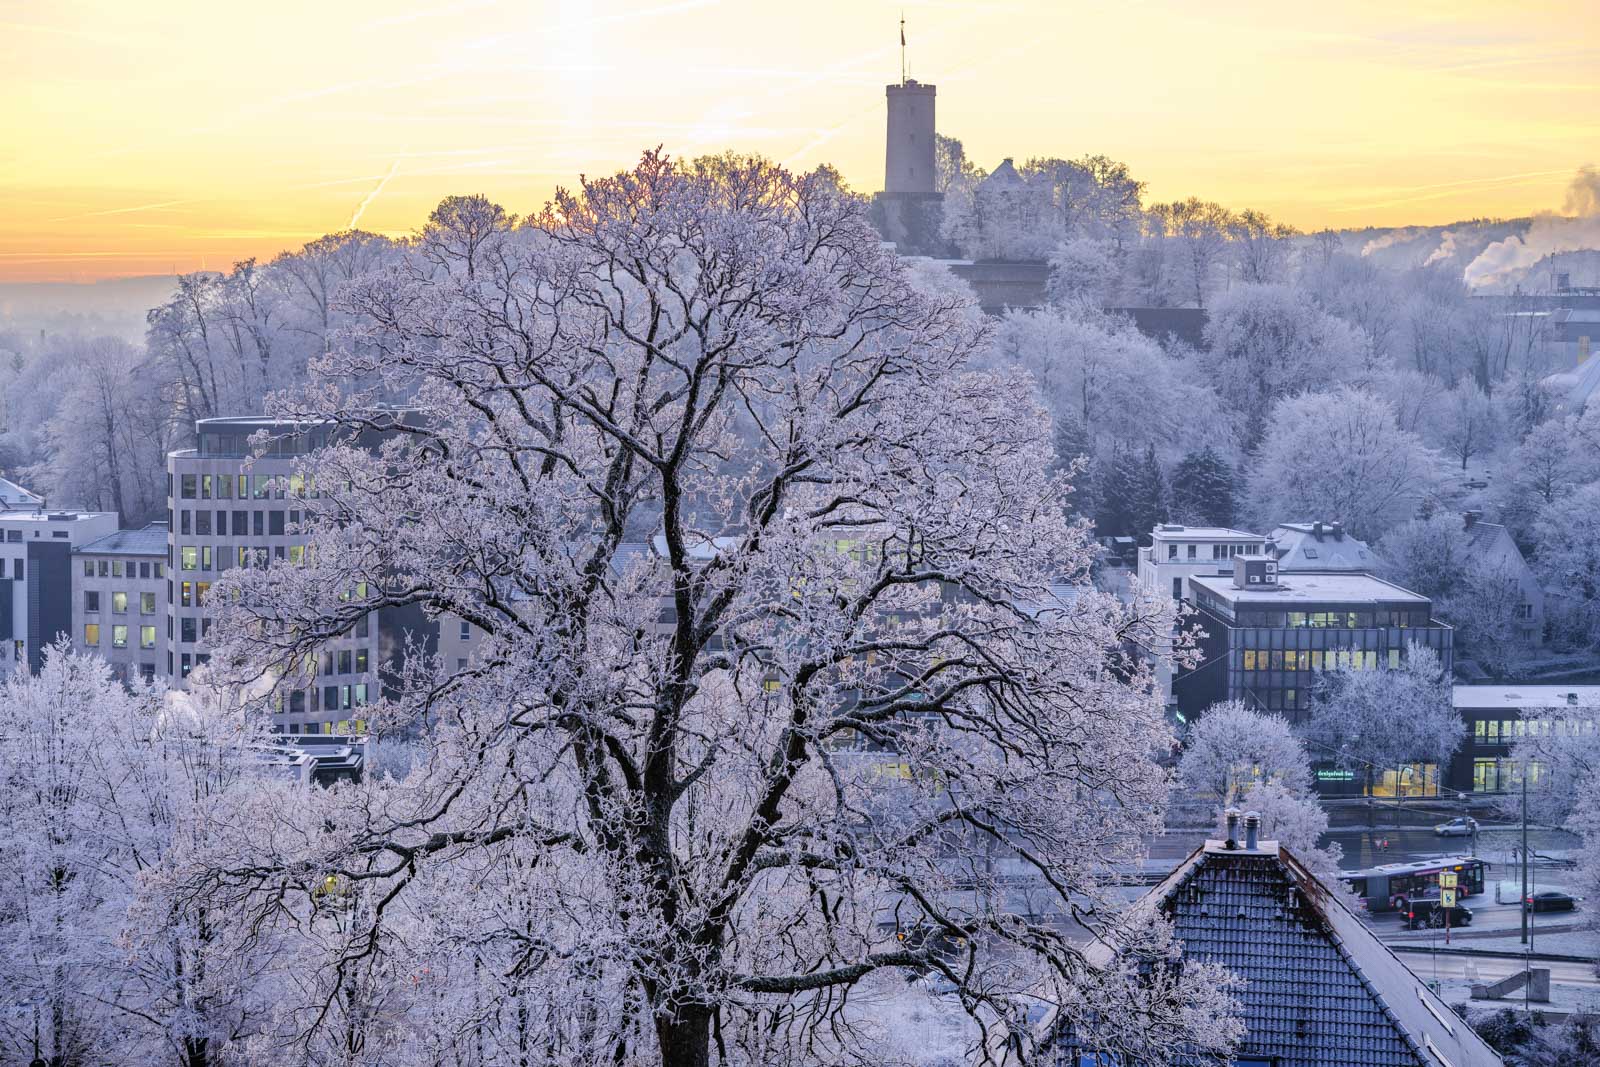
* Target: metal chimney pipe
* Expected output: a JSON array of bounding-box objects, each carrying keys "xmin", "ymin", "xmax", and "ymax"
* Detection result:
[
  {"xmin": 1244, "ymin": 812, "xmax": 1261, "ymax": 851},
  {"xmin": 1224, "ymin": 808, "xmax": 1241, "ymax": 849}
]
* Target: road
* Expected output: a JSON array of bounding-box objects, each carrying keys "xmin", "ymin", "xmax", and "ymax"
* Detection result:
[
  {"xmin": 1148, "ymin": 826, "xmax": 1579, "ymax": 868},
  {"xmin": 1398, "ymin": 951, "xmax": 1599, "ymax": 989}
]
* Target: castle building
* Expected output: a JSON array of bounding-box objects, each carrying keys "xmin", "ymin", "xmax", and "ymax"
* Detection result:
[{"xmin": 871, "ymin": 78, "xmax": 946, "ymax": 256}]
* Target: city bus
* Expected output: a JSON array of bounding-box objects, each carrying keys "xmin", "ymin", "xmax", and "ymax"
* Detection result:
[{"xmin": 1342, "ymin": 856, "xmax": 1487, "ymax": 913}]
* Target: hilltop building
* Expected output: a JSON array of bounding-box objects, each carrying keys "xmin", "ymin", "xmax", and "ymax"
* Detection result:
[{"xmin": 870, "ymin": 78, "xmax": 946, "ymax": 256}]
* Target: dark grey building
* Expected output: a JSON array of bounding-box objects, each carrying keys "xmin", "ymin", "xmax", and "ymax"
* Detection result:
[{"xmin": 1176, "ymin": 562, "xmax": 1452, "ymax": 725}]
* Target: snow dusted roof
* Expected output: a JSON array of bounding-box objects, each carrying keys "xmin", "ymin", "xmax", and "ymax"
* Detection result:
[
  {"xmin": 1054, "ymin": 840, "xmax": 1505, "ymax": 1066},
  {"xmin": 1452, "ymin": 685, "xmax": 1600, "ymax": 711},
  {"xmin": 978, "ymin": 157, "xmax": 1025, "ymax": 191},
  {"xmin": 1190, "ymin": 572, "xmax": 1428, "ymax": 606},
  {"xmin": 78, "ymin": 522, "xmax": 169, "ymax": 557},
  {"xmin": 1269, "ymin": 523, "xmax": 1379, "ymax": 572}
]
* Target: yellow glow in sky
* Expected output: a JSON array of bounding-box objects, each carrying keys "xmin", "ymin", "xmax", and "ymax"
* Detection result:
[{"xmin": 3, "ymin": 0, "xmax": 1597, "ymax": 281}]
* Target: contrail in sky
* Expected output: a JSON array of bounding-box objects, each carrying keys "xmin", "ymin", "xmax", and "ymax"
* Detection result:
[{"xmin": 349, "ymin": 160, "xmax": 400, "ymax": 228}]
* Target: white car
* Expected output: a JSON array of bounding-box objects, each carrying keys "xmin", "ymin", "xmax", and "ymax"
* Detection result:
[{"xmin": 1434, "ymin": 817, "xmax": 1479, "ymax": 837}]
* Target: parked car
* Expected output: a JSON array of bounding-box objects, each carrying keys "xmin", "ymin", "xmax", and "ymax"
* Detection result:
[
  {"xmin": 1398, "ymin": 896, "xmax": 1473, "ymax": 930},
  {"xmin": 1523, "ymin": 890, "xmax": 1578, "ymax": 913},
  {"xmin": 1434, "ymin": 817, "xmax": 1479, "ymax": 837}
]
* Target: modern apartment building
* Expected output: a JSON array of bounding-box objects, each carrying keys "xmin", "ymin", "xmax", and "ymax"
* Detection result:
[
  {"xmin": 0, "ymin": 507, "xmax": 119, "ymax": 676},
  {"xmin": 72, "ymin": 522, "xmax": 168, "ymax": 684},
  {"xmin": 168, "ymin": 416, "xmax": 380, "ymax": 734},
  {"xmin": 1135, "ymin": 524, "xmax": 1267, "ymax": 603}
]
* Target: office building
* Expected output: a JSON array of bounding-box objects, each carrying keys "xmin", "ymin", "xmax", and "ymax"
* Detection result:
[
  {"xmin": 168, "ymin": 417, "xmax": 380, "ymax": 734},
  {"xmin": 0, "ymin": 507, "xmax": 119, "ymax": 676},
  {"xmin": 1176, "ymin": 560, "xmax": 1455, "ymax": 796},
  {"xmin": 72, "ymin": 522, "xmax": 168, "ymax": 684}
]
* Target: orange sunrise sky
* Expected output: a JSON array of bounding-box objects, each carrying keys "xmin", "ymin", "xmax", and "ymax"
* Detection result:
[{"xmin": 3, "ymin": 0, "xmax": 1597, "ymax": 282}]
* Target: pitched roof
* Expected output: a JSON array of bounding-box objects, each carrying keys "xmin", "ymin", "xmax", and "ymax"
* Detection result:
[
  {"xmin": 979, "ymin": 157, "xmax": 1026, "ymax": 191},
  {"xmin": 1055, "ymin": 840, "xmax": 1503, "ymax": 1066},
  {"xmin": 1270, "ymin": 522, "xmax": 1380, "ymax": 572},
  {"xmin": 0, "ymin": 477, "xmax": 43, "ymax": 509}
]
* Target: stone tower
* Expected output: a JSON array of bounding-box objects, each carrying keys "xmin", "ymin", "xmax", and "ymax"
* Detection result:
[{"xmin": 884, "ymin": 80, "xmax": 937, "ymax": 194}]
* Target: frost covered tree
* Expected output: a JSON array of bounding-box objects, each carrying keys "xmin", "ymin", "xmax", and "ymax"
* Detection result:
[
  {"xmin": 1228, "ymin": 209, "xmax": 1297, "ymax": 285},
  {"xmin": 1177, "ymin": 701, "xmax": 1312, "ymax": 804},
  {"xmin": 1435, "ymin": 563, "xmax": 1537, "ymax": 678},
  {"xmin": 1148, "ymin": 199, "xmax": 1233, "ymax": 308},
  {"xmin": 988, "ymin": 308, "xmax": 1230, "ymax": 459},
  {"xmin": 1428, "ymin": 381, "xmax": 1501, "ymax": 472},
  {"xmin": 1300, "ymin": 643, "xmax": 1463, "ymax": 798},
  {"xmin": 0, "ymin": 647, "xmax": 279, "ymax": 1066},
  {"xmin": 1533, "ymin": 482, "xmax": 1600, "ymax": 649},
  {"xmin": 194, "ymin": 153, "xmax": 1237, "ymax": 1067},
  {"xmin": 1199, "ymin": 283, "xmax": 1366, "ymax": 450},
  {"xmin": 1378, "ymin": 514, "xmax": 1470, "ymax": 600},
  {"xmin": 1249, "ymin": 388, "xmax": 1447, "ymax": 541}
]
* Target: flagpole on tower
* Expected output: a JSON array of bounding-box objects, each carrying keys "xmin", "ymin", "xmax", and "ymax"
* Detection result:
[{"xmin": 900, "ymin": 12, "xmax": 906, "ymax": 85}]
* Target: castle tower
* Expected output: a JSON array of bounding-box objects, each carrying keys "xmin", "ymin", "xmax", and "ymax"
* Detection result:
[{"xmin": 884, "ymin": 80, "xmax": 937, "ymax": 194}]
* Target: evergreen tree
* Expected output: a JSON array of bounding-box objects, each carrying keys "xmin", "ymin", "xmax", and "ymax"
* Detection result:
[
  {"xmin": 1051, "ymin": 415, "xmax": 1099, "ymax": 522},
  {"xmin": 1170, "ymin": 446, "xmax": 1238, "ymax": 527},
  {"xmin": 1097, "ymin": 444, "xmax": 1168, "ymax": 539}
]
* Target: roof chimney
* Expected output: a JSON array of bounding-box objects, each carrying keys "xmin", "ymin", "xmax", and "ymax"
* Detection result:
[
  {"xmin": 1312, "ymin": 521, "xmax": 1324, "ymax": 540},
  {"xmin": 1223, "ymin": 808, "xmax": 1240, "ymax": 849},
  {"xmin": 1330, "ymin": 521, "xmax": 1344, "ymax": 540},
  {"xmin": 1463, "ymin": 510, "xmax": 1482, "ymax": 530},
  {"xmin": 1243, "ymin": 811, "xmax": 1261, "ymax": 851}
]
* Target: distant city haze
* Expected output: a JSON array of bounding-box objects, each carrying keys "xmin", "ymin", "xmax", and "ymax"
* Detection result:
[{"xmin": 4, "ymin": 0, "xmax": 1596, "ymax": 281}]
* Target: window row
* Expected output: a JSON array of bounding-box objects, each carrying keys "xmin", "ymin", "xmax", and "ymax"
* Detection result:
[
  {"xmin": 1233, "ymin": 609, "xmax": 1432, "ymax": 629},
  {"xmin": 1472, "ymin": 717, "xmax": 1599, "ymax": 744},
  {"xmin": 178, "ymin": 508, "xmax": 303, "ymax": 537},
  {"xmin": 177, "ymin": 472, "xmax": 312, "ymax": 501},
  {"xmin": 1240, "ymin": 648, "xmax": 1401, "ymax": 672},
  {"xmin": 83, "ymin": 591, "xmax": 158, "ymax": 615},
  {"xmin": 1472, "ymin": 758, "xmax": 1548, "ymax": 793},
  {"xmin": 178, "ymin": 543, "xmax": 307, "ymax": 571},
  {"xmin": 82, "ymin": 559, "xmax": 162, "ymax": 579},
  {"xmin": 280, "ymin": 683, "xmax": 371, "ymax": 715},
  {"xmin": 83, "ymin": 623, "xmax": 158, "ymax": 650}
]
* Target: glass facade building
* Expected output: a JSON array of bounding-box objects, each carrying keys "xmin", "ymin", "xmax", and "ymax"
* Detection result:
[{"xmin": 1176, "ymin": 570, "xmax": 1453, "ymax": 796}]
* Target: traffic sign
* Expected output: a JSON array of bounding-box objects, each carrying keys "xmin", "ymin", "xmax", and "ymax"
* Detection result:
[
  {"xmin": 1439, "ymin": 871, "xmax": 1458, "ymax": 889},
  {"xmin": 1441, "ymin": 888, "xmax": 1458, "ymax": 907}
]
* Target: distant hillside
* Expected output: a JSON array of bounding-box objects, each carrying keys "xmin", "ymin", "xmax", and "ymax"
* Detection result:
[{"xmin": 0, "ymin": 275, "xmax": 178, "ymax": 342}]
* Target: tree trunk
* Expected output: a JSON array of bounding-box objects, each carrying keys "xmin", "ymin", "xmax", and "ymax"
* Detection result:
[{"xmin": 656, "ymin": 1011, "xmax": 713, "ymax": 1067}]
